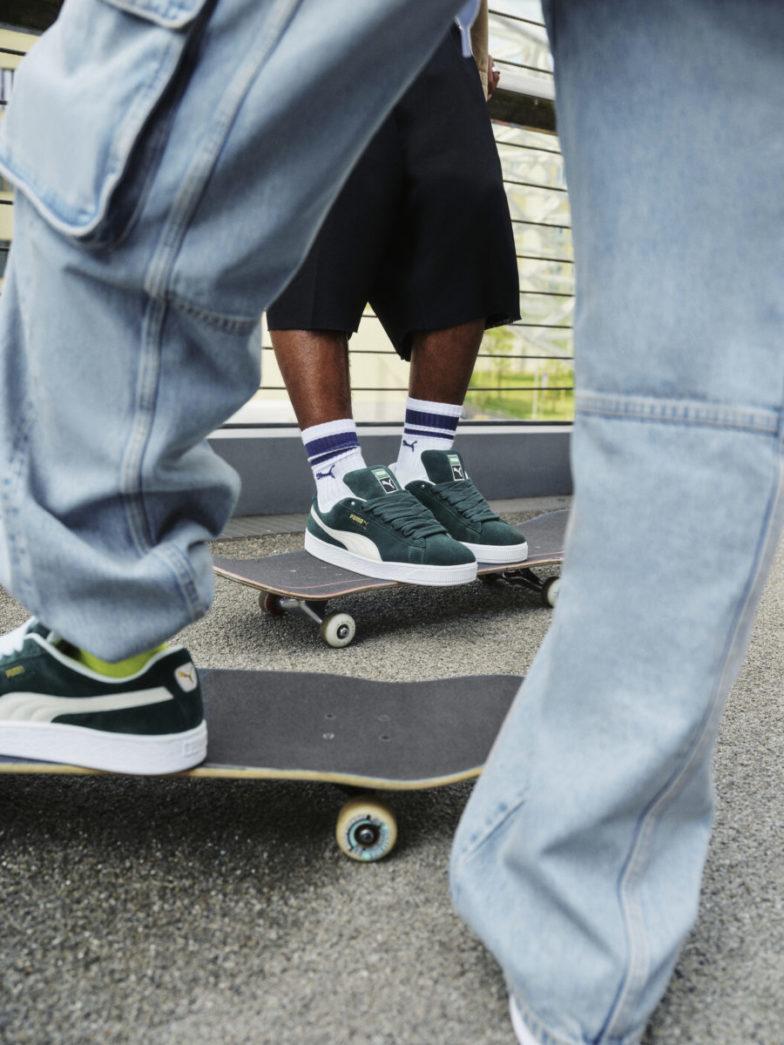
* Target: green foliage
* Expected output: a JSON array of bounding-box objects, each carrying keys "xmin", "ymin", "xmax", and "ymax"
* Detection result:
[{"xmin": 468, "ymin": 327, "xmax": 574, "ymax": 422}]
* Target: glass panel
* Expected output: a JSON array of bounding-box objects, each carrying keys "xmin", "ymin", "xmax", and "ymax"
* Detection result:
[
  {"xmin": 518, "ymin": 256, "xmax": 574, "ymax": 297},
  {"xmin": 489, "ymin": 3, "xmax": 551, "ymax": 78},
  {"xmin": 468, "ymin": 331, "xmax": 573, "ymax": 422},
  {"xmin": 514, "ymin": 221, "xmax": 573, "ymax": 261},
  {"xmin": 485, "ymin": 324, "xmax": 572, "ymax": 360},
  {"xmin": 518, "ymin": 292, "xmax": 574, "ymax": 328},
  {"xmin": 498, "ymin": 143, "xmax": 566, "ymax": 191},
  {"xmin": 506, "ymin": 182, "xmax": 570, "ymax": 226}
]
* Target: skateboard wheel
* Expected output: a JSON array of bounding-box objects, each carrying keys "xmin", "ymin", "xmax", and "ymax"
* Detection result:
[
  {"xmin": 480, "ymin": 573, "xmax": 500, "ymax": 585},
  {"xmin": 335, "ymin": 797, "xmax": 398, "ymax": 862},
  {"xmin": 320, "ymin": 612, "xmax": 356, "ymax": 648},
  {"xmin": 542, "ymin": 576, "xmax": 560, "ymax": 608},
  {"xmin": 261, "ymin": 593, "xmax": 285, "ymax": 616}
]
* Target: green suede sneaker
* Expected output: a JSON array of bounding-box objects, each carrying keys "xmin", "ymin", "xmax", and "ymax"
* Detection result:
[
  {"xmin": 305, "ymin": 465, "xmax": 477, "ymax": 586},
  {"xmin": 394, "ymin": 450, "xmax": 529, "ymax": 565},
  {"xmin": 0, "ymin": 619, "xmax": 207, "ymax": 774}
]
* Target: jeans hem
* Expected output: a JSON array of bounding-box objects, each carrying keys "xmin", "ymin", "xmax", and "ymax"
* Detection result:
[{"xmin": 510, "ymin": 990, "xmax": 644, "ymax": 1045}]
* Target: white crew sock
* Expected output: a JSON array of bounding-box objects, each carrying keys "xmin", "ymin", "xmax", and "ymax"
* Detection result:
[
  {"xmin": 302, "ymin": 419, "xmax": 366, "ymax": 511},
  {"xmin": 393, "ymin": 396, "xmax": 463, "ymax": 485}
]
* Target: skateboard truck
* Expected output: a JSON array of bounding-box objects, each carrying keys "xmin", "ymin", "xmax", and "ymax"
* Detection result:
[
  {"xmin": 262, "ymin": 594, "xmax": 357, "ymax": 648},
  {"xmin": 481, "ymin": 568, "xmax": 560, "ymax": 607},
  {"xmin": 216, "ymin": 510, "xmax": 568, "ymax": 648}
]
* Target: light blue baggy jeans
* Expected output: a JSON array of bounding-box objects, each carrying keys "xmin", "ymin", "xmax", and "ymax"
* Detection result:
[
  {"xmin": 451, "ymin": 2, "xmax": 784, "ymax": 1043},
  {"xmin": 0, "ymin": 0, "xmax": 463, "ymax": 659}
]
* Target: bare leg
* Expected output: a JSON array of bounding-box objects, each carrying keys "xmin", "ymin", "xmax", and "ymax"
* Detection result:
[
  {"xmin": 408, "ymin": 319, "xmax": 485, "ymax": 403},
  {"xmin": 271, "ymin": 329, "xmax": 352, "ymax": 427}
]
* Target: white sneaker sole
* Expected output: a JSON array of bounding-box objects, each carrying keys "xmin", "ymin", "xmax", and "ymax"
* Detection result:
[
  {"xmin": 0, "ymin": 720, "xmax": 207, "ymax": 775},
  {"xmin": 509, "ymin": 996, "xmax": 539, "ymax": 1045},
  {"xmin": 305, "ymin": 530, "xmax": 477, "ymax": 587},
  {"xmin": 462, "ymin": 539, "xmax": 529, "ymax": 565}
]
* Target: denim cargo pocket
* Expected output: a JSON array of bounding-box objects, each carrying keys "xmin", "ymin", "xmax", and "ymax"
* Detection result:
[{"xmin": 0, "ymin": 0, "xmax": 210, "ymax": 238}]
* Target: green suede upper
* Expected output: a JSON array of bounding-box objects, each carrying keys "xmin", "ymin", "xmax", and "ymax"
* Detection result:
[
  {"xmin": 307, "ymin": 466, "xmax": 475, "ymax": 566},
  {"xmin": 0, "ymin": 621, "xmax": 203, "ymax": 736},
  {"xmin": 405, "ymin": 451, "xmax": 526, "ymax": 547}
]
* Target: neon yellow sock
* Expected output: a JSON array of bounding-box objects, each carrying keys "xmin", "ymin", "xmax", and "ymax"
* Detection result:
[{"xmin": 77, "ymin": 645, "xmax": 167, "ymax": 679}]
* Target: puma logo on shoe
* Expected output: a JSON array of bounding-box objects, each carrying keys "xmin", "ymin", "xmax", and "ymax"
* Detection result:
[
  {"xmin": 316, "ymin": 464, "xmax": 337, "ymax": 480},
  {"xmin": 371, "ymin": 467, "xmax": 399, "ymax": 495},
  {"xmin": 448, "ymin": 452, "xmax": 465, "ymax": 481},
  {"xmin": 175, "ymin": 664, "xmax": 198, "ymax": 692},
  {"xmin": 403, "ymin": 439, "xmax": 418, "ymax": 451}
]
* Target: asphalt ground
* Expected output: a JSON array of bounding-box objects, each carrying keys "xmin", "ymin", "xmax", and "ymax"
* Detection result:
[{"xmin": 0, "ymin": 497, "xmax": 782, "ymax": 1044}]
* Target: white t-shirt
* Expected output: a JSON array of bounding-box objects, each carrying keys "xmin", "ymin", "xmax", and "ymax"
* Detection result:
[{"xmin": 455, "ymin": 0, "xmax": 482, "ymax": 57}]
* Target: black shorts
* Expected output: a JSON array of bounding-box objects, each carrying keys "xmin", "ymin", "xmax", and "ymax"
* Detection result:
[{"xmin": 267, "ymin": 28, "xmax": 520, "ymax": 361}]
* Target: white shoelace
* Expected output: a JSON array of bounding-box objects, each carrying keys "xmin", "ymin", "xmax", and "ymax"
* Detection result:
[{"xmin": 0, "ymin": 619, "xmax": 35, "ymax": 658}]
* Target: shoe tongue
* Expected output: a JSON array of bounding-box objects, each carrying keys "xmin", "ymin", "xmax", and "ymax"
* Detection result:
[
  {"xmin": 344, "ymin": 466, "xmax": 401, "ymax": 500},
  {"xmin": 26, "ymin": 619, "xmax": 51, "ymax": 640},
  {"xmin": 25, "ymin": 619, "xmax": 64, "ymax": 646},
  {"xmin": 421, "ymin": 450, "xmax": 468, "ymax": 485}
]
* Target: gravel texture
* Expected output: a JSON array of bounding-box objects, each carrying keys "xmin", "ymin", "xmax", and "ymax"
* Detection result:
[{"xmin": 0, "ymin": 498, "xmax": 782, "ymax": 1044}]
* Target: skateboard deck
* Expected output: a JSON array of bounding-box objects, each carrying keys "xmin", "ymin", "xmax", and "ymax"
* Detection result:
[
  {"xmin": 214, "ymin": 509, "xmax": 568, "ymax": 647},
  {"xmin": 0, "ymin": 668, "xmax": 520, "ymax": 861}
]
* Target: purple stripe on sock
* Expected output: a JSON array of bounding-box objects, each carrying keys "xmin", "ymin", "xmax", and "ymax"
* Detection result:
[
  {"xmin": 404, "ymin": 426, "xmax": 453, "ymax": 440},
  {"xmin": 305, "ymin": 431, "xmax": 359, "ymax": 459},
  {"xmin": 309, "ymin": 449, "xmax": 355, "ymax": 468},
  {"xmin": 405, "ymin": 409, "xmax": 460, "ymax": 432}
]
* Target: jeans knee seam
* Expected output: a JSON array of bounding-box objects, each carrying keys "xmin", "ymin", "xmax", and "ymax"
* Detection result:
[
  {"xmin": 576, "ymin": 390, "xmax": 780, "ymax": 435},
  {"xmin": 121, "ymin": 298, "xmax": 165, "ymax": 559},
  {"xmin": 602, "ymin": 451, "xmax": 784, "ymax": 1038}
]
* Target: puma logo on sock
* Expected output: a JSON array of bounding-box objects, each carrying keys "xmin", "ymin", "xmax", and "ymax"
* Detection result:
[
  {"xmin": 316, "ymin": 465, "xmax": 337, "ymax": 480},
  {"xmin": 403, "ymin": 439, "xmax": 418, "ymax": 451}
]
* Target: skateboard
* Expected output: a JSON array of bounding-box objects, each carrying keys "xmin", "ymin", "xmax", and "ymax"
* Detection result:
[
  {"xmin": 214, "ymin": 509, "xmax": 568, "ymax": 647},
  {"xmin": 0, "ymin": 668, "xmax": 520, "ymax": 862}
]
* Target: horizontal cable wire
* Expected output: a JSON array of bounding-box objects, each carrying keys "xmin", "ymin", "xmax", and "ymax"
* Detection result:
[
  {"xmin": 519, "ymin": 289, "xmax": 574, "ymax": 298},
  {"xmin": 496, "ymin": 138, "xmax": 561, "ymax": 156},
  {"xmin": 488, "ymin": 9, "xmax": 545, "ymax": 28},
  {"xmin": 513, "ymin": 217, "xmax": 571, "ymax": 230},
  {"xmin": 494, "ymin": 57, "xmax": 553, "ymax": 77},
  {"xmin": 516, "ymin": 253, "xmax": 574, "ymax": 264},
  {"xmin": 503, "ymin": 177, "xmax": 568, "ymax": 194}
]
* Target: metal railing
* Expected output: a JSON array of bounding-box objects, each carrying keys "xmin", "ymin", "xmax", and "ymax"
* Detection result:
[{"xmin": 0, "ymin": 3, "xmax": 572, "ymax": 422}]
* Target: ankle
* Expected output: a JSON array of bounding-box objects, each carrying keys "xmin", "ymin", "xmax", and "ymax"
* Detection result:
[
  {"xmin": 77, "ymin": 645, "xmax": 167, "ymax": 679},
  {"xmin": 396, "ymin": 397, "xmax": 462, "ymax": 483}
]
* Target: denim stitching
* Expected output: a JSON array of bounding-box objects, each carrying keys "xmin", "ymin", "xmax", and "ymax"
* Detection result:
[
  {"xmin": 453, "ymin": 783, "xmax": 531, "ymax": 865},
  {"xmin": 152, "ymin": 543, "xmax": 206, "ymax": 618},
  {"xmin": 143, "ymin": 0, "xmax": 301, "ymax": 300},
  {"xmin": 1, "ymin": 406, "xmax": 38, "ymax": 612},
  {"xmin": 576, "ymin": 391, "xmax": 779, "ymax": 435},
  {"xmin": 602, "ymin": 448, "xmax": 784, "ymax": 1039},
  {"xmin": 100, "ymin": 0, "xmax": 206, "ymax": 29},
  {"xmin": 120, "ymin": 297, "xmax": 167, "ymax": 558},
  {"xmin": 166, "ymin": 292, "xmax": 259, "ymax": 333},
  {"xmin": 122, "ymin": 0, "xmax": 301, "ymax": 619},
  {"xmin": 0, "ymin": 21, "xmax": 182, "ymax": 238}
]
